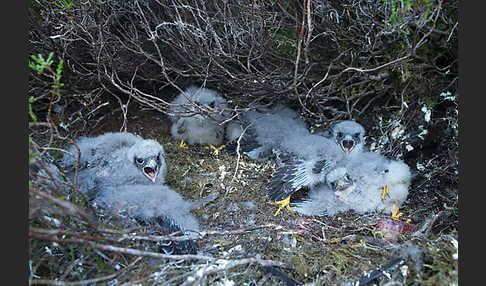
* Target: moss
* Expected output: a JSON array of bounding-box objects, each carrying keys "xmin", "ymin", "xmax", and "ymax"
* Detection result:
[
  {"xmin": 29, "ymin": 102, "xmax": 458, "ymax": 284},
  {"xmin": 418, "ymin": 233, "xmax": 458, "ymax": 285},
  {"xmin": 272, "ymin": 26, "xmax": 298, "ymax": 58}
]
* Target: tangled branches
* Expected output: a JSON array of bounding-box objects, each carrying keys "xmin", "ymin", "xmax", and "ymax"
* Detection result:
[{"xmin": 28, "ymin": 0, "xmax": 457, "ymax": 129}]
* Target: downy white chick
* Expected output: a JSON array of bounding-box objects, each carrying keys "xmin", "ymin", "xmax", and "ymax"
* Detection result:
[{"xmin": 169, "ymin": 86, "xmax": 229, "ymax": 147}]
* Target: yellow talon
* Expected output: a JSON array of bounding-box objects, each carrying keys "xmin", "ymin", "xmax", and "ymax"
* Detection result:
[
  {"xmin": 179, "ymin": 139, "xmax": 188, "ymax": 149},
  {"xmin": 381, "ymin": 185, "xmax": 389, "ymax": 200},
  {"xmin": 269, "ymin": 195, "xmax": 294, "ymax": 216},
  {"xmin": 209, "ymin": 144, "xmax": 225, "ymax": 155},
  {"xmin": 391, "ymin": 205, "xmax": 403, "ymax": 220},
  {"xmin": 210, "ymin": 144, "xmax": 225, "ymax": 151}
]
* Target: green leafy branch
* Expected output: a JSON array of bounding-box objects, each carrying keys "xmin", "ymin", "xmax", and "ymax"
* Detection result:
[
  {"xmin": 28, "ymin": 95, "xmax": 38, "ymax": 126},
  {"xmin": 29, "ymin": 52, "xmax": 54, "ymax": 74},
  {"xmin": 54, "ymin": 0, "xmax": 73, "ymax": 9},
  {"xmin": 28, "ymin": 137, "xmax": 40, "ymax": 164},
  {"xmin": 28, "ymin": 52, "xmax": 64, "ymax": 127},
  {"xmin": 29, "ymin": 52, "xmax": 64, "ymax": 90},
  {"xmin": 383, "ymin": 0, "xmax": 434, "ymax": 35}
]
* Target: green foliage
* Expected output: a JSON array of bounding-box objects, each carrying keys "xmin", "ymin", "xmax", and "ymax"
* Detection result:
[
  {"xmin": 28, "ymin": 137, "xmax": 40, "ymax": 163},
  {"xmin": 54, "ymin": 0, "xmax": 73, "ymax": 9},
  {"xmin": 29, "ymin": 52, "xmax": 64, "ymax": 90},
  {"xmin": 29, "ymin": 53, "xmax": 54, "ymax": 74},
  {"xmin": 273, "ymin": 26, "xmax": 298, "ymax": 58},
  {"xmin": 54, "ymin": 59, "xmax": 65, "ymax": 90},
  {"xmin": 28, "ymin": 52, "xmax": 65, "ymax": 126},
  {"xmin": 423, "ymin": 0, "xmax": 433, "ymax": 20},
  {"xmin": 29, "ymin": 0, "xmax": 42, "ymax": 23},
  {"xmin": 383, "ymin": 0, "xmax": 434, "ymax": 35},
  {"xmin": 28, "ymin": 96, "xmax": 38, "ymax": 126}
]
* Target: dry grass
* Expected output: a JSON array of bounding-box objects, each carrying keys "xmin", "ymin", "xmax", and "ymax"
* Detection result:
[{"xmin": 29, "ymin": 104, "xmax": 458, "ymax": 285}]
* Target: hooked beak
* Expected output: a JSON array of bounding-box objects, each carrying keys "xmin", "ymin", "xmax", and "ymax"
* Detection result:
[
  {"xmin": 195, "ymin": 114, "xmax": 207, "ymax": 127},
  {"xmin": 176, "ymin": 119, "xmax": 187, "ymax": 134},
  {"xmin": 340, "ymin": 135, "xmax": 355, "ymax": 153},
  {"xmin": 143, "ymin": 158, "xmax": 159, "ymax": 182},
  {"xmin": 331, "ymin": 179, "xmax": 352, "ymax": 192},
  {"xmin": 331, "ymin": 174, "xmax": 353, "ymax": 192}
]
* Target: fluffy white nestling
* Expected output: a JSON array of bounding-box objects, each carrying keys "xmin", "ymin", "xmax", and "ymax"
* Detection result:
[
  {"xmin": 94, "ymin": 183, "xmax": 202, "ymax": 254},
  {"xmin": 169, "ymin": 86, "xmax": 229, "ymax": 146},
  {"xmin": 94, "ymin": 184, "xmax": 200, "ymax": 231},
  {"xmin": 225, "ymin": 105, "xmax": 316, "ymax": 161},
  {"xmin": 59, "ymin": 132, "xmax": 202, "ymax": 253},
  {"xmin": 269, "ymin": 120, "xmax": 365, "ymax": 193},
  {"xmin": 267, "ymin": 120, "xmax": 412, "ymax": 216},
  {"xmin": 60, "ymin": 132, "xmax": 167, "ymax": 197},
  {"xmin": 291, "ymin": 153, "xmax": 411, "ymax": 216}
]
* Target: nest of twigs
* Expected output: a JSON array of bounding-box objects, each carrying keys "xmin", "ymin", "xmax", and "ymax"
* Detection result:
[{"xmin": 28, "ymin": 0, "xmax": 458, "ymax": 284}]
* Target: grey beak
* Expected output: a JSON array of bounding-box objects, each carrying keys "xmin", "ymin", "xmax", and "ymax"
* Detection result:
[
  {"xmin": 340, "ymin": 135, "xmax": 355, "ymax": 153},
  {"xmin": 143, "ymin": 158, "xmax": 159, "ymax": 182}
]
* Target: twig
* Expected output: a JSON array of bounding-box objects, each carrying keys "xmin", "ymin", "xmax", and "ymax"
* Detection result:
[
  {"xmin": 29, "ymin": 257, "xmax": 142, "ymax": 285},
  {"xmin": 264, "ymin": 266, "xmax": 303, "ymax": 286},
  {"xmin": 29, "ymin": 188, "xmax": 97, "ymax": 226},
  {"xmin": 231, "ymin": 122, "xmax": 253, "ymax": 183},
  {"xmin": 354, "ymin": 257, "xmax": 404, "ymax": 285},
  {"xmin": 292, "ymin": 0, "xmax": 307, "ymax": 88},
  {"xmin": 413, "ymin": 0, "xmax": 443, "ymax": 53},
  {"xmin": 412, "ymin": 211, "xmax": 447, "ymax": 238},
  {"xmin": 119, "ymin": 223, "xmax": 286, "ymax": 242},
  {"xmin": 180, "ymin": 257, "xmax": 290, "ymax": 286},
  {"xmin": 342, "ymin": 55, "xmax": 411, "ymax": 74},
  {"xmin": 30, "ymin": 230, "xmax": 288, "ymax": 268}
]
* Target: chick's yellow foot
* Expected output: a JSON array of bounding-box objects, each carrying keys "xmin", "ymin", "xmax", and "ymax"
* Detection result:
[
  {"xmin": 209, "ymin": 144, "xmax": 225, "ymax": 151},
  {"xmin": 208, "ymin": 144, "xmax": 225, "ymax": 155},
  {"xmin": 391, "ymin": 205, "xmax": 403, "ymax": 220},
  {"xmin": 269, "ymin": 195, "xmax": 294, "ymax": 216},
  {"xmin": 179, "ymin": 139, "xmax": 188, "ymax": 149},
  {"xmin": 381, "ymin": 185, "xmax": 390, "ymax": 200}
]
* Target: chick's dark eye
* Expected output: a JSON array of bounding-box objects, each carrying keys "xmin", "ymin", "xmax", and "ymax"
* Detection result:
[
  {"xmin": 337, "ymin": 132, "xmax": 343, "ymax": 138},
  {"xmin": 209, "ymin": 101, "xmax": 215, "ymax": 108},
  {"xmin": 136, "ymin": 158, "xmax": 144, "ymax": 164},
  {"xmin": 354, "ymin": 132, "xmax": 360, "ymax": 138}
]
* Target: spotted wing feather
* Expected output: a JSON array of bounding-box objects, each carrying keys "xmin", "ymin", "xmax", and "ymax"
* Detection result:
[{"xmin": 268, "ymin": 156, "xmax": 335, "ymax": 201}]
